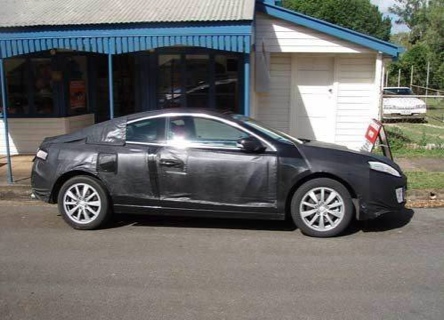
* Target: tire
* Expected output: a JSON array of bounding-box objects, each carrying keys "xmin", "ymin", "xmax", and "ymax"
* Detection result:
[
  {"xmin": 57, "ymin": 176, "xmax": 110, "ymax": 230},
  {"xmin": 291, "ymin": 178, "xmax": 353, "ymax": 238}
]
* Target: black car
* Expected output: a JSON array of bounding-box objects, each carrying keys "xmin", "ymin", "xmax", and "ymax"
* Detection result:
[{"xmin": 31, "ymin": 109, "xmax": 407, "ymax": 237}]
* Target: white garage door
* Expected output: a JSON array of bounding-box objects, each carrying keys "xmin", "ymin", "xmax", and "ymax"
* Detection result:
[{"xmin": 290, "ymin": 57, "xmax": 335, "ymax": 142}]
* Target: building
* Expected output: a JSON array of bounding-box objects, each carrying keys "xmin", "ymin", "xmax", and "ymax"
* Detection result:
[{"xmin": 1, "ymin": 0, "xmax": 401, "ymax": 157}]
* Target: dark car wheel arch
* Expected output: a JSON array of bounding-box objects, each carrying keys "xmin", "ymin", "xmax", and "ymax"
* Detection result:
[
  {"xmin": 50, "ymin": 170, "xmax": 107, "ymax": 204},
  {"xmin": 285, "ymin": 172, "xmax": 358, "ymax": 220},
  {"xmin": 290, "ymin": 177, "xmax": 354, "ymax": 237}
]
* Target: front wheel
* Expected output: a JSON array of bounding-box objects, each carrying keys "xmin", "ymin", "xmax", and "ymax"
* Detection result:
[
  {"xmin": 57, "ymin": 176, "xmax": 110, "ymax": 230},
  {"xmin": 291, "ymin": 178, "xmax": 353, "ymax": 237}
]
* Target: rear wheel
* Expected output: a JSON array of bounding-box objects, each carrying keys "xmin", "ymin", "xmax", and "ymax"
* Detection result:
[
  {"xmin": 291, "ymin": 178, "xmax": 353, "ymax": 237},
  {"xmin": 57, "ymin": 176, "xmax": 110, "ymax": 230}
]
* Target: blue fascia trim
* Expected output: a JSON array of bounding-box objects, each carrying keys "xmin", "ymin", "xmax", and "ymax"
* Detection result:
[
  {"xmin": 0, "ymin": 22, "xmax": 252, "ymax": 39},
  {"xmin": 256, "ymin": 2, "xmax": 403, "ymax": 58},
  {"xmin": 0, "ymin": 22, "xmax": 253, "ymax": 57}
]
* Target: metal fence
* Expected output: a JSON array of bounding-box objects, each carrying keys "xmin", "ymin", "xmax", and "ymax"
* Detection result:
[{"xmin": 381, "ymin": 94, "xmax": 444, "ymax": 150}]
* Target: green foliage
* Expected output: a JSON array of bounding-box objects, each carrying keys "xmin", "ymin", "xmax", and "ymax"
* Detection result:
[
  {"xmin": 389, "ymin": 0, "xmax": 429, "ymax": 44},
  {"xmin": 281, "ymin": 0, "xmax": 391, "ymax": 40},
  {"xmin": 388, "ymin": 0, "xmax": 444, "ymax": 90},
  {"xmin": 387, "ymin": 44, "xmax": 431, "ymax": 88}
]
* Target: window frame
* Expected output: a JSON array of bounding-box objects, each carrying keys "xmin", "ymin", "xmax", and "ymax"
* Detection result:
[
  {"xmin": 166, "ymin": 115, "xmax": 251, "ymax": 150},
  {"xmin": 125, "ymin": 112, "xmax": 276, "ymax": 152},
  {"xmin": 125, "ymin": 115, "xmax": 166, "ymax": 145}
]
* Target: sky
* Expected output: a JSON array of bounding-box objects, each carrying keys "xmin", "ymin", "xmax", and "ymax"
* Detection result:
[{"xmin": 370, "ymin": 0, "xmax": 410, "ymax": 34}]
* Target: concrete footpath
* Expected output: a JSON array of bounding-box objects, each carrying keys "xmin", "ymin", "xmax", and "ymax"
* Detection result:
[{"xmin": 1, "ymin": 155, "xmax": 443, "ymax": 208}]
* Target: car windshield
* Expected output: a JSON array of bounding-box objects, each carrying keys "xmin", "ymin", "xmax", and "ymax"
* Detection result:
[
  {"xmin": 230, "ymin": 114, "xmax": 302, "ymax": 145},
  {"xmin": 383, "ymin": 88, "xmax": 414, "ymax": 95}
]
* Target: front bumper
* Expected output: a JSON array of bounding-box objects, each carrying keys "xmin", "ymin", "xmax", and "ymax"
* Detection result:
[
  {"xmin": 356, "ymin": 171, "xmax": 407, "ymax": 220},
  {"xmin": 382, "ymin": 113, "xmax": 425, "ymax": 120}
]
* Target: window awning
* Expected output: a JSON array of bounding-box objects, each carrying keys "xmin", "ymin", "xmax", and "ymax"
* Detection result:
[{"xmin": 0, "ymin": 23, "xmax": 253, "ymax": 58}]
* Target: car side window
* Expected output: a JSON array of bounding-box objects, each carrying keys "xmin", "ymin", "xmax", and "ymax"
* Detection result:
[
  {"xmin": 126, "ymin": 117, "xmax": 165, "ymax": 143},
  {"xmin": 167, "ymin": 116, "xmax": 249, "ymax": 148}
]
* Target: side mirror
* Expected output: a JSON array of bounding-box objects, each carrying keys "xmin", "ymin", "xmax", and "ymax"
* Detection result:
[{"xmin": 237, "ymin": 136, "xmax": 266, "ymax": 153}]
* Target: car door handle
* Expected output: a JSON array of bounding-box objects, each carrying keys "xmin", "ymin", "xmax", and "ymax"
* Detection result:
[{"xmin": 159, "ymin": 159, "xmax": 183, "ymax": 167}]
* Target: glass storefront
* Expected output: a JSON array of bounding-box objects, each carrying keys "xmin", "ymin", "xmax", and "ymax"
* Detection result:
[
  {"xmin": 32, "ymin": 58, "xmax": 54, "ymax": 115},
  {"xmin": 2, "ymin": 52, "xmax": 90, "ymax": 117},
  {"xmin": 1, "ymin": 48, "xmax": 243, "ymax": 120},
  {"xmin": 157, "ymin": 51, "xmax": 241, "ymax": 113},
  {"xmin": 67, "ymin": 56, "xmax": 88, "ymax": 116},
  {"xmin": 5, "ymin": 58, "xmax": 29, "ymax": 115},
  {"xmin": 94, "ymin": 54, "xmax": 136, "ymax": 122}
]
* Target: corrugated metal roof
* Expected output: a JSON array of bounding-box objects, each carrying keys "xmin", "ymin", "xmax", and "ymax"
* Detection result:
[{"xmin": 0, "ymin": 0, "xmax": 256, "ymax": 27}]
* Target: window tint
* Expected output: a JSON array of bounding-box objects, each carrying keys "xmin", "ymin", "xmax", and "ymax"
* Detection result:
[
  {"xmin": 383, "ymin": 88, "xmax": 414, "ymax": 95},
  {"xmin": 126, "ymin": 117, "xmax": 165, "ymax": 143},
  {"xmin": 167, "ymin": 116, "xmax": 249, "ymax": 148}
]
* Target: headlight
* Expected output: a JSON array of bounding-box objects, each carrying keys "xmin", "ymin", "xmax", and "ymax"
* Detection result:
[
  {"xmin": 36, "ymin": 149, "xmax": 48, "ymax": 160},
  {"xmin": 369, "ymin": 161, "xmax": 401, "ymax": 177}
]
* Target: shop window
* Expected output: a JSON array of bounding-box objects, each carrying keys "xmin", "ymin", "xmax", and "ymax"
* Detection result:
[
  {"xmin": 5, "ymin": 59, "xmax": 29, "ymax": 115},
  {"xmin": 113, "ymin": 55, "xmax": 136, "ymax": 117},
  {"xmin": 158, "ymin": 55, "xmax": 182, "ymax": 109},
  {"xmin": 33, "ymin": 59, "xmax": 55, "ymax": 115},
  {"xmin": 185, "ymin": 55, "xmax": 210, "ymax": 109},
  {"xmin": 157, "ymin": 52, "xmax": 240, "ymax": 113},
  {"xmin": 93, "ymin": 54, "xmax": 135, "ymax": 122},
  {"xmin": 67, "ymin": 56, "xmax": 88, "ymax": 115},
  {"xmin": 215, "ymin": 55, "xmax": 239, "ymax": 113}
]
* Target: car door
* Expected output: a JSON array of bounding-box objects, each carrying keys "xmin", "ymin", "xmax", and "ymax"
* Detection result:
[
  {"xmin": 157, "ymin": 115, "xmax": 279, "ymax": 215},
  {"xmin": 106, "ymin": 116, "xmax": 166, "ymax": 209}
]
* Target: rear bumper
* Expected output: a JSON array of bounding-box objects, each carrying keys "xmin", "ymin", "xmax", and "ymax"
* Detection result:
[{"xmin": 31, "ymin": 159, "xmax": 54, "ymax": 203}]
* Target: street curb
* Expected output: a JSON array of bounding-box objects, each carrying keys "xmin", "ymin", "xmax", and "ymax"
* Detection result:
[{"xmin": 0, "ymin": 185, "xmax": 33, "ymax": 201}]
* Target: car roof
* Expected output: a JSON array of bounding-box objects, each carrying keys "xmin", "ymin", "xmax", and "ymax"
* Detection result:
[
  {"xmin": 383, "ymin": 87, "xmax": 410, "ymax": 89},
  {"xmin": 125, "ymin": 108, "xmax": 237, "ymax": 122}
]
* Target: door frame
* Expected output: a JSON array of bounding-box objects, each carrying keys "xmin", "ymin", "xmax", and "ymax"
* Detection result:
[{"xmin": 289, "ymin": 54, "xmax": 339, "ymax": 143}]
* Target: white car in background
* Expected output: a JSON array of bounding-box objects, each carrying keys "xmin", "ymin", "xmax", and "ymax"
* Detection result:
[{"xmin": 382, "ymin": 87, "xmax": 427, "ymax": 121}]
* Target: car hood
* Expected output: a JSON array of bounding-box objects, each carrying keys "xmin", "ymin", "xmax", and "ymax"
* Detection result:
[
  {"xmin": 383, "ymin": 97, "xmax": 426, "ymax": 106},
  {"xmin": 298, "ymin": 140, "xmax": 402, "ymax": 171}
]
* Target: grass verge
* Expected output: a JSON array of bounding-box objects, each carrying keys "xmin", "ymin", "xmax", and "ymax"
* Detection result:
[{"xmin": 406, "ymin": 172, "xmax": 444, "ymax": 189}]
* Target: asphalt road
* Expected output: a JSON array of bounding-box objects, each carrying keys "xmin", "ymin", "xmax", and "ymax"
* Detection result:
[{"xmin": 1, "ymin": 201, "xmax": 443, "ymax": 320}]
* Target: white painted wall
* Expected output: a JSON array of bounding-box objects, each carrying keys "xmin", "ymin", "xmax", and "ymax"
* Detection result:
[
  {"xmin": 334, "ymin": 55, "xmax": 378, "ymax": 149},
  {"xmin": 253, "ymin": 53, "xmax": 379, "ymax": 149},
  {"xmin": 290, "ymin": 56, "xmax": 336, "ymax": 142},
  {"xmin": 255, "ymin": 13, "xmax": 373, "ymax": 54},
  {"xmin": 253, "ymin": 53, "xmax": 292, "ymax": 133},
  {"xmin": 0, "ymin": 114, "xmax": 94, "ymax": 155},
  {"xmin": 252, "ymin": 13, "xmax": 382, "ymax": 149}
]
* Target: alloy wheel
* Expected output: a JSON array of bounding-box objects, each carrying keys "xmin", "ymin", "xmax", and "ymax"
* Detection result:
[
  {"xmin": 299, "ymin": 187, "xmax": 345, "ymax": 232},
  {"xmin": 62, "ymin": 183, "xmax": 102, "ymax": 224}
]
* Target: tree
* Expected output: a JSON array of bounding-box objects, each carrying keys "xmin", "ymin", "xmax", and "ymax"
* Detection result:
[
  {"xmin": 282, "ymin": 0, "xmax": 392, "ymax": 41},
  {"xmin": 389, "ymin": 0, "xmax": 444, "ymax": 89},
  {"xmin": 389, "ymin": 0, "xmax": 429, "ymax": 44}
]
